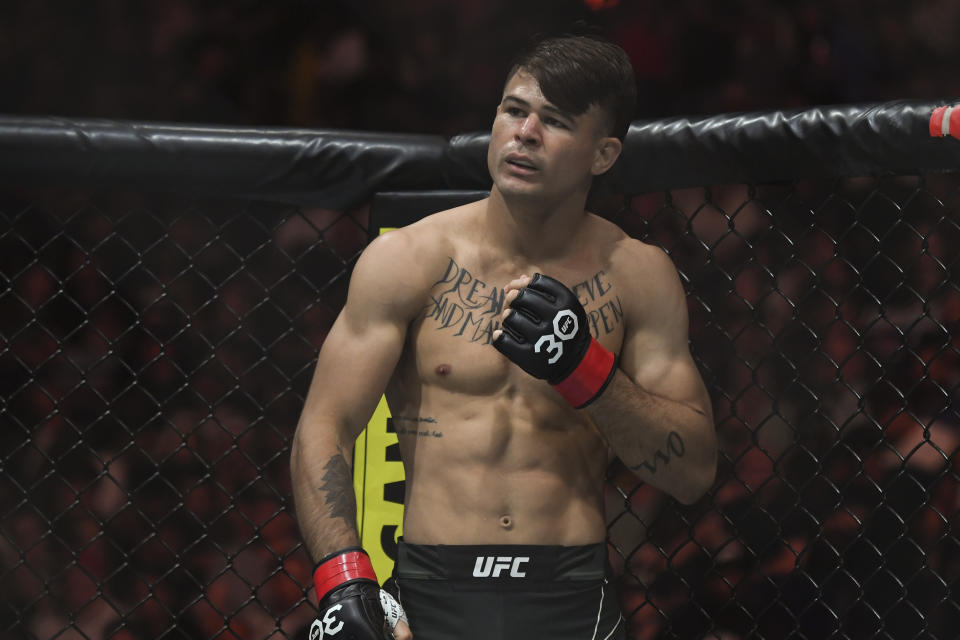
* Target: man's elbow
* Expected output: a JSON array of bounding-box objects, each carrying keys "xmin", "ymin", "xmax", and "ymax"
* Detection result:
[
  {"xmin": 677, "ymin": 420, "xmax": 718, "ymax": 505},
  {"xmin": 675, "ymin": 484, "xmax": 709, "ymax": 506},
  {"xmin": 676, "ymin": 457, "xmax": 717, "ymax": 505},
  {"xmin": 289, "ymin": 422, "xmax": 306, "ymax": 471}
]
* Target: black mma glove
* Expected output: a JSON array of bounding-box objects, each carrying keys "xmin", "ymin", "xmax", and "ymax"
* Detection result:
[
  {"xmin": 493, "ymin": 273, "xmax": 617, "ymax": 408},
  {"xmin": 310, "ymin": 548, "xmax": 406, "ymax": 640}
]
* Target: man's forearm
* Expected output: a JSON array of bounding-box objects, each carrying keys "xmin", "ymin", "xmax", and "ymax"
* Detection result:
[
  {"xmin": 584, "ymin": 369, "xmax": 717, "ymax": 504},
  {"xmin": 290, "ymin": 434, "xmax": 361, "ymax": 562}
]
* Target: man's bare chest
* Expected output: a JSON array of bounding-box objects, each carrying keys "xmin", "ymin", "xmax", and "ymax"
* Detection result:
[{"xmin": 405, "ymin": 256, "xmax": 626, "ymax": 388}]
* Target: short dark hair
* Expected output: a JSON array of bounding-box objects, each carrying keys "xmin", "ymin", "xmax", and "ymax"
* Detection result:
[{"xmin": 506, "ymin": 35, "xmax": 637, "ymax": 141}]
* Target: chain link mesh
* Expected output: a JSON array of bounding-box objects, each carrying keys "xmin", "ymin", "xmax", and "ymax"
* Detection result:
[{"xmin": 2, "ymin": 172, "xmax": 959, "ymax": 639}]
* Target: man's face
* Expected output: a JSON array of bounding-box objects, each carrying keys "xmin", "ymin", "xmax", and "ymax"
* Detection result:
[{"xmin": 487, "ymin": 70, "xmax": 617, "ymax": 204}]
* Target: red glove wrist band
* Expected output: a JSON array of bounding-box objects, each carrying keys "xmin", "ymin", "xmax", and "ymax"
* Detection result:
[
  {"xmin": 552, "ymin": 338, "xmax": 617, "ymax": 409},
  {"xmin": 313, "ymin": 549, "xmax": 378, "ymax": 601}
]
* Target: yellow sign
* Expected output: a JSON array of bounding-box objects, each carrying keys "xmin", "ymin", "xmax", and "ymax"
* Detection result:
[{"xmin": 353, "ymin": 395, "xmax": 404, "ymax": 582}]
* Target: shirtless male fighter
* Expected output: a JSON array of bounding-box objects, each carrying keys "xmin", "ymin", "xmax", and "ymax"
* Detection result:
[{"xmin": 290, "ymin": 34, "xmax": 717, "ymax": 640}]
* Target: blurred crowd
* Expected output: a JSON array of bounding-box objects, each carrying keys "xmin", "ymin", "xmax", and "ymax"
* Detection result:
[
  {"xmin": 3, "ymin": 181, "xmax": 957, "ymax": 639},
  {"xmin": 1, "ymin": 1, "xmax": 959, "ymax": 639},
  {"xmin": 605, "ymin": 176, "xmax": 960, "ymax": 638},
  {"xmin": 1, "ymin": 196, "xmax": 362, "ymax": 638},
  {"xmin": 1, "ymin": 0, "xmax": 958, "ymax": 134}
]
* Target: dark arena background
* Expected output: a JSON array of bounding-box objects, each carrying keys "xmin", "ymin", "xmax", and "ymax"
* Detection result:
[{"xmin": 2, "ymin": 3, "xmax": 960, "ymax": 640}]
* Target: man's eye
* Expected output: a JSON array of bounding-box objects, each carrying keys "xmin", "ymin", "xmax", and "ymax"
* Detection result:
[
  {"xmin": 545, "ymin": 118, "xmax": 567, "ymax": 128},
  {"xmin": 506, "ymin": 107, "xmax": 525, "ymax": 117}
]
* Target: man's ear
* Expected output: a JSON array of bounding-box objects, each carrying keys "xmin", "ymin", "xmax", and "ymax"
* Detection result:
[{"xmin": 591, "ymin": 137, "xmax": 622, "ymax": 176}]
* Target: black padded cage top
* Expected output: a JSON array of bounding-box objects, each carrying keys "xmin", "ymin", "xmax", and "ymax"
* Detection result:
[
  {"xmin": 3, "ymin": 100, "xmax": 958, "ymax": 206},
  {"xmin": 1, "ymin": 99, "xmax": 959, "ymax": 640}
]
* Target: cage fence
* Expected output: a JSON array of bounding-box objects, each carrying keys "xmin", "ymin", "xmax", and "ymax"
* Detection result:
[{"xmin": 2, "ymin": 106, "xmax": 959, "ymax": 639}]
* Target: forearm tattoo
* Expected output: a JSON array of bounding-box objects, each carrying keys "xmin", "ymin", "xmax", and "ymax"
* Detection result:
[
  {"xmin": 631, "ymin": 431, "xmax": 686, "ymax": 475},
  {"xmin": 319, "ymin": 453, "xmax": 358, "ymax": 530}
]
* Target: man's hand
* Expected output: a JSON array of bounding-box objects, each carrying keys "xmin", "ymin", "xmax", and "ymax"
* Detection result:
[
  {"xmin": 492, "ymin": 273, "xmax": 617, "ymax": 408},
  {"xmin": 310, "ymin": 548, "xmax": 412, "ymax": 639}
]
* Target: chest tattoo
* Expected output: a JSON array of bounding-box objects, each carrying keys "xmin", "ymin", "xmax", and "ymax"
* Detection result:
[
  {"xmin": 422, "ymin": 257, "xmax": 625, "ymax": 344},
  {"xmin": 422, "ymin": 258, "xmax": 505, "ymax": 345},
  {"xmin": 570, "ymin": 270, "xmax": 624, "ymax": 338}
]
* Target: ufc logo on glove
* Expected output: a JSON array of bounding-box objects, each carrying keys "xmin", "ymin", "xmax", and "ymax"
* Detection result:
[{"xmin": 494, "ymin": 274, "xmax": 617, "ymax": 408}]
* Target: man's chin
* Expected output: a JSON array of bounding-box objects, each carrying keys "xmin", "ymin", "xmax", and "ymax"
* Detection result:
[{"xmin": 495, "ymin": 176, "xmax": 545, "ymax": 199}]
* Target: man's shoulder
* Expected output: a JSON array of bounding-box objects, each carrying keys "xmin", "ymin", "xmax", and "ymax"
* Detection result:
[
  {"xmin": 359, "ymin": 201, "xmax": 483, "ymax": 286},
  {"xmin": 584, "ymin": 216, "xmax": 682, "ymax": 300},
  {"xmin": 379, "ymin": 199, "xmax": 482, "ymax": 248},
  {"xmin": 415, "ymin": 197, "xmax": 486, "ymax": 234},
  {"xmin": 586, "ymin": 214, "xmax": 665, "ymax": 266}
]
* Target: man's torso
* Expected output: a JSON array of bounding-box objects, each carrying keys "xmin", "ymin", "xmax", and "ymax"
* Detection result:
[{"xmin": 383, "ymin": 201, "xmax": 632, "ymax": 545}]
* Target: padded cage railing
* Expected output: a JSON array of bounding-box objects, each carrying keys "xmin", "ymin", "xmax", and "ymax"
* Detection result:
[{"xmin": 1, "ymin": 101, "xmax": 959, "ymax": 639}]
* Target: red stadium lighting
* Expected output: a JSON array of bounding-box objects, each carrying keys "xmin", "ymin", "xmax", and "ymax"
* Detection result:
[{"xmin": 583, "ymin": 0, "xmax": 620, "ymax": 9}]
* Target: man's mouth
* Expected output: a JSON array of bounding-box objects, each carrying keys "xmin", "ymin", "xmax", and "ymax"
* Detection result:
[{"xmin": 506, "ymin": 155, "xmax": 537, "ymax": 170}]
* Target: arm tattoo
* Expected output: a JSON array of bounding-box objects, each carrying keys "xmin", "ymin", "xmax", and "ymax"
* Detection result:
[
  {"xmin": 319, "ymin": 453, "xmax": 357, "ymax": 531},
  {"xmin": 631, "ymin": 431, "xmax": 686, "ymax": 475}
]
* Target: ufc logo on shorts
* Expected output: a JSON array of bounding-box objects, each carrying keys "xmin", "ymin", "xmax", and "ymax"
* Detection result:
[
  {"xmin": 472, "ymin": 555, "xmax": 530, "ymax": 578},
  {"xmin": 535, "ymin": 309, "xmax": 578, "ymax": 364}
]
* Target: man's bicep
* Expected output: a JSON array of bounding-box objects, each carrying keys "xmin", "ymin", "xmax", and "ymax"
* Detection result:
[
  {"xmin": 305, "ymin": 312, "xmax": 407, "ymax": 438},
  {"xmin": 300, "ymin": 232, "xmax": 424, "ymax": 442},
  {"xmin": 619, "ymin": 248, "xmax": 711, "ymax": 416},
  {"xmin": 625, "ymin": 346, "xmax": 712, "ymax": 419}
]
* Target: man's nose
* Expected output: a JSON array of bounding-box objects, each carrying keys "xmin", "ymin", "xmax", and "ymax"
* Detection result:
[{"xmin": 516, "ymin": 115, "xmax": 542, "ymax": 145}]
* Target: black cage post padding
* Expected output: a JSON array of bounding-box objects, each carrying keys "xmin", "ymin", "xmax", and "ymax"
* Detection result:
[
  {"xmin": 2, "ymin": 99, "xmax": 960, "ymax": 640},
  {"xmin": 0, "ymin": 118, "xmax": 454, "ymax": 210},
  {"xmin": 609, "ymin": 100, "xmax": 960, "ymax": 193},
  {"xmin": 1, "ymin": 99, "xmax": 958, "ymax": 206}
]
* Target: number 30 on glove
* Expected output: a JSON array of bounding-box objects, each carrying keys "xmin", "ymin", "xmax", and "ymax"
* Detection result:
[
  {"xmin": 493, "ymin": 273, "xmax": 617, "ymax": 408},
  {"xmin": 310, "ymin": 548, "xmax": 407, "ymax": 639}
]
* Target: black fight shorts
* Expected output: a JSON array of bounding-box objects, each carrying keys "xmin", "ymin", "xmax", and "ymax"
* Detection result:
[{"xmin": 393, "ymin": 541, "xmax": 625, "ymax": 640}]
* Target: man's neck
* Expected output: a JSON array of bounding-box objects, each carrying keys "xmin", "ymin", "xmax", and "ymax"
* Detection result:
[{"xmin": 483, "ymin": 186, "xmax": 590, "ymax": 263}]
